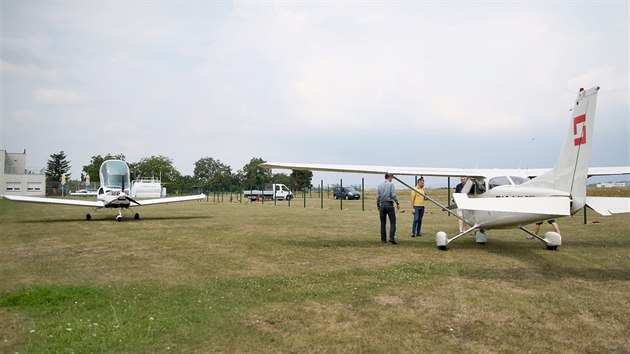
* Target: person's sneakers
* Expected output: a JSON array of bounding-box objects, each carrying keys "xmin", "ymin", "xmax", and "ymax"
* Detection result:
[
  {"xmin": 411, "ymin": 233, "xmax": 415, "ymax": 238},
  {"xmin": 417, "ymin": 233, "xmax": 422, "ymax": 237},
  {"xmin": 389, "ymin": 240, "xmax": 398, "ymax": 245}
]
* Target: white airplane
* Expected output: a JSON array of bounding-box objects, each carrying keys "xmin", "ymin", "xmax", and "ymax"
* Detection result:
[
  {"xmin": 261, "ymin": 86, "xmax": 630, "ymax": 250},
  {"xmin": 2, "ymin": 160, "xmax": 206, "ymax": 221}
]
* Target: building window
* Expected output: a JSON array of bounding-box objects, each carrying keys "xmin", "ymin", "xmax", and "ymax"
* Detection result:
[
  {"xmin": 27, "ymin": 182, "xmax": 42, "ymax": 191},
  {"xmin": 6, "ymin": 182, "xmax": 21, "ymax": 192}
]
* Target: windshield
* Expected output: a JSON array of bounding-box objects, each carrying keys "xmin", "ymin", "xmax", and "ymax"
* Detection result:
[
  {"xmin": 510, "ymin": 176, "xmax": 528, "ymax": 185},
  {"xmin": 489, "ymin": 176, "xmax": 511, "ymax": 190},
  {"xmin": 100, "ymin": 160, "xmax": 131, "ymax": 189}
]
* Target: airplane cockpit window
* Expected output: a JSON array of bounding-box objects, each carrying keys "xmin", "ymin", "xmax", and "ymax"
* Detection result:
[
  {"xmin": 470, "ymin": 179, "xmax": 486, "ymax": 195},
  {"xmin": 509, "ymin": 176, "xmax": 528, "ymax": 185},
  {"xmin": 489, "ymin": 176, "xmax": 511, "ymax": 190},
  {"xmin": 100, "ymin": 160, "xmax": 131, "ymax": 189}
]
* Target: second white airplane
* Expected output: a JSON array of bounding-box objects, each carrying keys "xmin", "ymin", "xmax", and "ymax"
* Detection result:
[
  {"xmin": 262, "ymin": 87, "xmax": 630, "ymax": 250},
  {"xmin": 2, "ymin": 160, "xmax": 206, "ymax": 221}
]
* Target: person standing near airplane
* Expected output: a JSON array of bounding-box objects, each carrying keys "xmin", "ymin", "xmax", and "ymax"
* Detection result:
[
  {"xmin": 454, "ymin": 176, "xmax": 468, "ymax": 233},
  {"xmin": 529, "ymin": 220, "xmax": 561, "ymax": 240},
  {"xmin": 377, "ymin": 173, "xmax": 400, "ymax": 244},
  {"xmin": 410, "ymin": 177, "xmax": 427, "ymax": 237}
]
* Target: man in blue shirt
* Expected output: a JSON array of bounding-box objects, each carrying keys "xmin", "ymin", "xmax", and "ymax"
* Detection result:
[{"xmin": 377, "ymin": 173, "xmax": 400, "ymax": 244}]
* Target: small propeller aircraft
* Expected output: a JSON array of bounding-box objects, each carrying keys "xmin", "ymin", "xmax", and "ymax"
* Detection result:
[
  {"xmin": 262, "ymin": 86, "xmax": 630, "ymax": 250},
  {"xmin": 2, "ymin": 160, "xmax": 206, "ymax": 221}
]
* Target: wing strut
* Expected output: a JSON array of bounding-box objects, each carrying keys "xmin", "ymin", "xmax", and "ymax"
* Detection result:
[{"xmin": 391, "ymin": 175, "xmax": 467, "ymax": 224}]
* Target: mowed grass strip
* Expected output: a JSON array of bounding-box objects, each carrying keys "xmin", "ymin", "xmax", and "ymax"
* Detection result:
[{"xmin": 1, "ymin": 190, "xmax": 629, "ymax": 352}]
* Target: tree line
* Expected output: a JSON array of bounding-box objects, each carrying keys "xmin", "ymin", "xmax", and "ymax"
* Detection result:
[{"xmin": 45, "ymin": 151, "xmax": 312, "ymax": 194}]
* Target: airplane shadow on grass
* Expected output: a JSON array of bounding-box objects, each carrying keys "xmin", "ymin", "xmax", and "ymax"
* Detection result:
[
  {"xmin": 473, "ymin": 238, "xmax": 630, "ymax": 282},
  {"xmin": 277, "ymin": 236, "xmax": 630, "ymax": 281},
  {"xmin": 19, "ymin": 215, "xmax": 212, "ymax": 224}
]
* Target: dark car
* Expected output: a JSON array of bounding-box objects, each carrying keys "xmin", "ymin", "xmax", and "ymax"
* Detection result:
[{"xmin": 333, "ymin": 186, "xmax": 361, "ymax": 200}]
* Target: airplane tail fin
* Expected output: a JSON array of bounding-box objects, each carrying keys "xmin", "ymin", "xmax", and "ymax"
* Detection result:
[{"xmin": 525, "ymin": 87, "xmax": 600, "ymax": 214}]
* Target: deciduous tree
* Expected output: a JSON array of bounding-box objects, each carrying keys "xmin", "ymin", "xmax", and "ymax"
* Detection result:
[
  {"xmin": 194, "ymin": 157, "xmax": 233, "ymax": 191},
  {"xmin": 241, "ymin": 157, "xmax": 271, "ymax": 189},
  {"xmin": 82, "ymin": 153, "xmax": 126, "ymax": 183},
  {"xmin": 291, "ymin": 169, "xmax": 313, "ymax": 191}
]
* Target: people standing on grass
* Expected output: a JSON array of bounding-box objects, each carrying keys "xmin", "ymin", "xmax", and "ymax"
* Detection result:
[
  {"xmin": 410, "ymin": 177, "xmax": 427, "ymax": 237},
  {"xmin": 377, "ymin": 173, "xmax": 399, "ymax": 244},
  {"xmin": 454, "ymin": 176, "xmax": 468, "ymax": 233}
]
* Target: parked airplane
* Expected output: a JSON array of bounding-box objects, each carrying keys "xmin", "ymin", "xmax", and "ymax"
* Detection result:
[
  {"xmin": 262, "ymin": 87, "xmax": 630, "ymax": 250},
  {"xmin": 2, "ymin": 160, "xmax": 206, "ymax": 221}
]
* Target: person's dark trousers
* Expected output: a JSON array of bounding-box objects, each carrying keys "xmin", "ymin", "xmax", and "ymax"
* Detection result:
[
  {"xmin": 412, "ymin": 206, "xmax": 425, "ymax": 235},
  {"xmin": 379, "ymin": 203, "xmax": 396, "ymax": 242}
]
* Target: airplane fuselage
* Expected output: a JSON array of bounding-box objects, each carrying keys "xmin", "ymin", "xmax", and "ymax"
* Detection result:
[{"xmin": 456, "ymin": 184, "xmax": 572, "ymax": 230}]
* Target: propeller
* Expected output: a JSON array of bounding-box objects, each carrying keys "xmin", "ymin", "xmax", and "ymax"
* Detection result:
[{"xmin": 121, "ymin": 174, "xmax": 141, "ymax": 205}]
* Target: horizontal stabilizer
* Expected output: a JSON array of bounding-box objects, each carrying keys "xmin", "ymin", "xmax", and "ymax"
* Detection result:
[
  {"xmin": 1, "ymin": 195, "xmax": 104, "ymax": 208},
  {"xmin": 585, "ymin": 197, "xmax": 630, "ymax": 216},
  {"xmin": 453, "ymin": 194, "xmax": 571, "ymax": 216},
  {"xmin": 588, "ymin": 166, "xmax": 630, "ymax": 177},
  {"xmin": 135, "ymin": 194, "xmax": 206, "ymax": 206}
]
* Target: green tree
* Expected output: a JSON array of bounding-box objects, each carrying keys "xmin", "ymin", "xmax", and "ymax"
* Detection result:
[
  {"xmin": 272, "ymin": 172, "xmax": 291, "ymax": 187},
  {"xmin": 131, "ymin": 156, "xmax": 182, "ymax": 193},
  {"xmin": 241, "ymin": 157, "xmax": 272, "ymax": 190},
  {"xmin": 291, "ymin": 169, "xmax": 313, "ymax": 191},
  {"xmin": 82, "ymin": 153, "xmax": 126, "ymax": 183},
  {"xmin": 46, "ymin": 151, "xmax": 72, "ymax": 182},
  {"xmin": 193, "ymin": 157, "xmax": 233, "ymax": 192},
  {"xmin": 230, "ymin": 171, "xmax": 244, "ymax": 192},
  {"xmin": 175, "ymin": 175, "xmax": 200, "ymax": 194}
]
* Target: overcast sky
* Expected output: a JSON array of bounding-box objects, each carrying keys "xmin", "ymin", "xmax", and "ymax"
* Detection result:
[{"xmin": 2, "ymin": 1, "xmax": 628, "ymax": 188}]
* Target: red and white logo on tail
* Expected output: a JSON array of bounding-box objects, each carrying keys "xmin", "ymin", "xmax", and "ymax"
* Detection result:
[{"xmin": 573, "ymin": 114, "xmax": 587, "ymax": 146}]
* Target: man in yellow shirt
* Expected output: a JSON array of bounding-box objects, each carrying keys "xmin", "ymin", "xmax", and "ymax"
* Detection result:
[{"xmin": 411, "ymin": 177, "xmax": 427, "ymax": 237}]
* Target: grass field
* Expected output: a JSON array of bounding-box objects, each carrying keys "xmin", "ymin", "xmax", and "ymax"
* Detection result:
[{"xmin": 1, "ymin": 189, "xmax": 629, "ymax": 353}]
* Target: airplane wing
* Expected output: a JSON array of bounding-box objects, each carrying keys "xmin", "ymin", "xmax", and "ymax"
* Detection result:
[
  {"xmin": 261, "ymin": 162, "xmax": 630, "ymax": 179},
  {"xmin": 133, "ymin": 194, "xmax": 206, "ymax": 206},
  {"xmin": 585, "ymin": 197, "xmax": 630, "ymax": 216},
  {"xmin": 1, "ymin": 195, "xmax": 105, "ymax": 208},
  {"xmin": 260, "ymin": 162, "xmax": 491, "ymax": 178},
  {"xmin": 453, "ymin": 193, "xmax": 571, "ymax": 216}
]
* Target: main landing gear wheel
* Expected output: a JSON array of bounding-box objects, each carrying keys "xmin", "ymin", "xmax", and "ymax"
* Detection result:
[
  {"xmin": 85, "ymin": 214, "xmax": 91, "ymax": 221},
  {"xmin": 134, "ymin": 213, "xmax": 140, "ymax": 220},
  {"xmin": 475, "ymin": 230, "xmax": 487, "ymax": 245},
  {"xmin": 436, "ymin": 231, "xmax": 448, "ymax": 251},
  {"xmin": 543, "ymin": 231, "xmax": 561, "ymax": 251}
]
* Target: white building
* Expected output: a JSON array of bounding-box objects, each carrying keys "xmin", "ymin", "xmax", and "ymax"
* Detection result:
[
  {"xmin": 1, "ymin": 149, "xmax": 46, "ymax": 197},
  {"xmin": 596, "ymin": 182, "xmax": 628, "ymax": 188}
]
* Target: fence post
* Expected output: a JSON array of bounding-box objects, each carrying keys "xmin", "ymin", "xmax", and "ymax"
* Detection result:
[
  {"xmin": 362, "ymin": 177, "xmax": 365, "ymax": 211},
  {"xmin": 340, "ymin": 179, "xmax": 343, "ymax": 210},
  {"xmin": 320, "ymin": 180, "xmax": 324, "ymax": 209},
  {"xmin": 447, "ymin": 177, "xmax": 451, "ymax": 215}
]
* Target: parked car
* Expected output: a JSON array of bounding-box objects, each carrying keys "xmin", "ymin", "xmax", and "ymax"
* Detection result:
[{"xmin": 333, "ymin": 186, "xmax": 361, "ymax": 200}]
